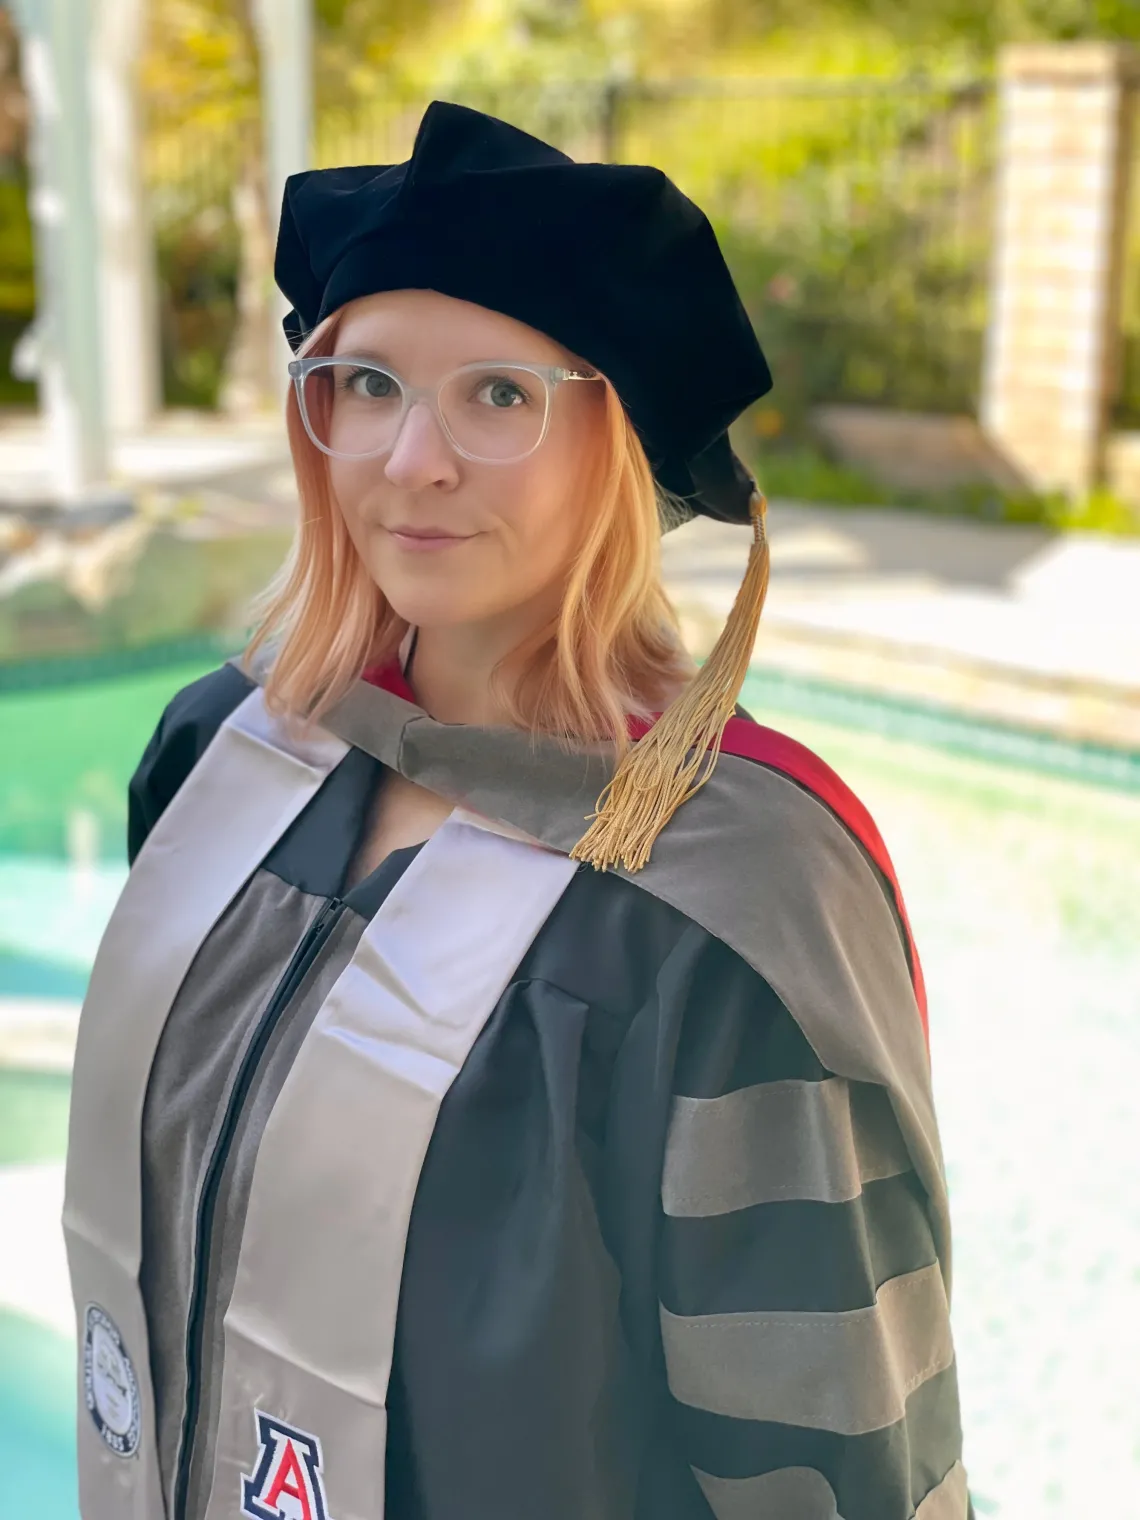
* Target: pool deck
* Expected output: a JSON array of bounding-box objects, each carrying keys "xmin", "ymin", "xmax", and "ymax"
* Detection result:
[
  {"xmin": 665, "ymin": 506, "xmax": 1140, "ymax": 751},
  {"xmin": 0, "ymin": 1000, "xmax": 81, "ymax": 1072},
  {"xmin": 0, "ymin": 1160, "xmax": 70, "ymax": 1337}
]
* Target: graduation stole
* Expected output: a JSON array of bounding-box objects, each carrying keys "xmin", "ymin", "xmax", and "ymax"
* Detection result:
[{"xmin": 63, "ymin": 686, "xmax": 577, "ymax": 1520}]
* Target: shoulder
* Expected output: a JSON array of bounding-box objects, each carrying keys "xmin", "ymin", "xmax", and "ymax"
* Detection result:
[
  {"xmin": 127, "ymin": 662, "xmax": 255, "ymax": 861},
  {"xmin": 634, "ymin": 712, "xmax": 921, "ymax": 1018},
  {"xmin": 720, "ymin": 713, "xmax": 891, "ymax": 873},
  {"xmin": 712, "ymin": 714, "xmax": 923, "ymax": 1007},
  {"xmin": 143, "ymin": 660, "xmax": 257, "ymax": 769},
  {"xmin": 627, "ymin": 706, "xmax": 932, "ymax": 1101},
  {"xmin": 160, "ymin": 659, "xmax": 256, "ymax": 733}
]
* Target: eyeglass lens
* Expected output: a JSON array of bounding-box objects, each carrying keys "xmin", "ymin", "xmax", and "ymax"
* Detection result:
[{"xmin": 300, "ymin": 363, "xmax": 551, "ymax": 461}]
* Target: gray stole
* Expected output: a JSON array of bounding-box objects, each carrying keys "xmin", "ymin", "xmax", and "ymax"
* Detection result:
[{"xmin": 64, "ymin": 688, "xmax": 578, "ymax": 1520}]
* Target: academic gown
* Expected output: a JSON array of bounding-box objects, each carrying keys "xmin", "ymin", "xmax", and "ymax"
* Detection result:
[{"xmin": 63, "ymin": 657, "xmax": 971, "ymax": 1520}]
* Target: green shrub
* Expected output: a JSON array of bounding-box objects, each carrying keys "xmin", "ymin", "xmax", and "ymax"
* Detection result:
[
  {"xmin": 155, "ymin": 210, "xmax": 240, "ymax": 409},
  {"xmin": 0, "ymin": 167, "xmax": 36, "ymax": 407}
]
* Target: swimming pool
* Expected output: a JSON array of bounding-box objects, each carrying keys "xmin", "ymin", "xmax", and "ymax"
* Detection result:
[{"xmin": 2, "ymin": 664, "xmax": 1138, "ymax": 1519}]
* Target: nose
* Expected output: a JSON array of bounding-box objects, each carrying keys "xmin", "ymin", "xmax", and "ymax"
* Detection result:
[{"xmin": 384, "ymin": 400, "xmax": 460, "ymax": 491}]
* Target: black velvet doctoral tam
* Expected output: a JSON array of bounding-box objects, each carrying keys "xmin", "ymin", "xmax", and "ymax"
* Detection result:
[{"xmin": 274, "ymin": 99, "xmax": 773, "ymax": 523}]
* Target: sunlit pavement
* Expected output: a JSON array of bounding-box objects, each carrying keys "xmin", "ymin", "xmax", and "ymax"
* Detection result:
[
  {"xmin": 2, "ymin": 711, "xmax": 1139, "ymax": 1519},
  {"xmin": 0, "ymin": 410, "xmax": 290, "ymax": 506},
  {"xmin": 664, "ymin": 508, "xmax": 1140, "ymax": 748}
]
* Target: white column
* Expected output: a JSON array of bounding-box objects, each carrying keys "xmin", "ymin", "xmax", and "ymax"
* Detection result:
[
  {"xmin": 90, "ymin": 0, "xmax": 160, "ymax": 434},
  {"xmin": 981, "ymin": 43, "xmax": 1140, "ymax": 497},
  {"xmin": 253, "ymin": 0, "xmax": 313, "ymax": 377},
  {"xmin": 12, "ymin": 0, "xmax": 109, "ymax": 499}
]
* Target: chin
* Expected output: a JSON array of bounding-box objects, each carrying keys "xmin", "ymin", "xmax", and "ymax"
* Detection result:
[{"xmin": 376, "ymin": 577, "xmax": 498, "ymax": 630}]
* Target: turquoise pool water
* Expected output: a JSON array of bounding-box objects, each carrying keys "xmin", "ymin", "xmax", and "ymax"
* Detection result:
[
  {"xmin": 2, "ymin": 668, "xmax": 1139, "ymax": 1520},
  {"xmin": 0, "ymin": 1310, "xmax": 78, "ymax": 1517}
]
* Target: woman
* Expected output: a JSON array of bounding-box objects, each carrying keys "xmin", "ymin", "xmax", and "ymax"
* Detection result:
[{"xmin": 64, "ymin": 102, "xmax": 970, "ymax": 1520}]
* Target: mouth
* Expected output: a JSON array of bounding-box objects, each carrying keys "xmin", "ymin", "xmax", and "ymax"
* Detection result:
[{"xmin": 384, "ymin": 524, "xmax": 478, "ymax": 552}]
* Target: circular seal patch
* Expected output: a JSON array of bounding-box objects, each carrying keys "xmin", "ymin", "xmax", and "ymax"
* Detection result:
[{"xmin": 83, "ymin": 1303, "xmax": 141, "ymax": 1457}]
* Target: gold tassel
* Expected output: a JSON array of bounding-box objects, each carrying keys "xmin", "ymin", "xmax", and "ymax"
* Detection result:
[{"xmin": 571, "ymin": 490, "xmax": 771, "ymax": 874}]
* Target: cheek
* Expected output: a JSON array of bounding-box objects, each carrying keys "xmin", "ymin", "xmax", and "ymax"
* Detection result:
[
  {"xmin": 327, "ymin": 461, "xmax": 386, "ymax": 564},
  {"xmin": 500, "ymin": 441, "xmax": 589, "ymax": 577},
  {"xmin": 327, "ymin": 459, "xmax": 372, "ymax": 526}
]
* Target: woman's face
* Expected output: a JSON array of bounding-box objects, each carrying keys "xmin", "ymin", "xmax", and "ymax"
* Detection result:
[{"xmin": 322, "ymin": 288, "xmax": 607, "ymax": 637}]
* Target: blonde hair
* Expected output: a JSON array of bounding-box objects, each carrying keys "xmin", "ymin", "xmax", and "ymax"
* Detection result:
[{"xmin": 243, "ymin": 311, "xmax": 695, "ymax": 759}]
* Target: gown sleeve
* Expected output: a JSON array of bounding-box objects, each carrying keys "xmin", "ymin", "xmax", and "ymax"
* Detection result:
[
  {"xmin": 126, "ymin": 663, "xmax": 255, "ymax": 864},
  {"xmin": 656, "ymin": 949, "xmax": 971, "ymax": 1520}
]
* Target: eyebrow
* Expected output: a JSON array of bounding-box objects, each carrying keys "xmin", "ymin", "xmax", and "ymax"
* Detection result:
[
  {"xmin": 330, "ymin": 344, "xmax": 396, "ymax": 364},
  {"xmin": 329, "ymin": 346, "xmax": 557, "ymax": 369}
]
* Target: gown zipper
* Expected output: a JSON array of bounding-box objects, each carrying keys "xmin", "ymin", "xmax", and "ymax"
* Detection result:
[{"xmin": 172, "ymin": 894, "xmax": 347, "ymax": 1520}]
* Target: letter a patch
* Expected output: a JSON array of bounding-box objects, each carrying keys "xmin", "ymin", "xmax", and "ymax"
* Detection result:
[{"xmin": 241, "ymin": 1410, "xmax": 335, "ymax": 1520}]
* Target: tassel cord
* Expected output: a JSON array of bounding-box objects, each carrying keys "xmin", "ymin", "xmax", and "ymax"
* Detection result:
[{"xmin": 571, "ymin": 492, "xmax": 770, "ymax": 874}]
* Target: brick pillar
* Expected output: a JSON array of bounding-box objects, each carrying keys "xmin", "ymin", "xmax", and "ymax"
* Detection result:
[{"xmin": 981, "ymin": 43, "xmax": 1140, "ymax": 497}]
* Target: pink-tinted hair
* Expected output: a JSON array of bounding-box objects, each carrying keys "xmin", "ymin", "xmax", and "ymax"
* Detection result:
[{"xmin": 242, "ymin": 310, "xmax": 694, "ymax": 757}]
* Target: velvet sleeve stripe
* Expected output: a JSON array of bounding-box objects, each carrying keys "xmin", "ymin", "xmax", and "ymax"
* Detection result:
[
  {"xmin": 663, "ymin": 1077, "xmax": 912, "ymax": 1216},
  {"xmin": 913, "ymin": 1462, "xmax": 971, "ymax": 1520},
  {"xmin": 661, "ymin": 1261, "xmax": 953, "ymax": 1434},
  {"xmin": 690, "ymin": 1455, "xmax": 969, "ymax": 1520},
  {"xmin": 693, "ymin": 1462, "xmax": 841, "ymax": 1519},
  {"xmin": 671, "ymin": 1364, "xmax": 966, "ymax": 1520},
  {"xmin": 658, "ymin": 945, "xmax": 966, "ymax": 1516},
  {"xmin": 660, "ymin": 1170, "xmax": 937, "ymax": 1317}
]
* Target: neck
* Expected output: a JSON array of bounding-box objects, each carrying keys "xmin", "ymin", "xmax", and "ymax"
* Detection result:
[{"xmin": 406, "ymin": 595, "xmax": 558, "ymax": 726}]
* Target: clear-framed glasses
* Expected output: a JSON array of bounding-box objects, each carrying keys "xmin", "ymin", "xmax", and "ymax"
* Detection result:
[{"xmin": 288, "ymin": 356, "xmax": 601, "ymax": 464}]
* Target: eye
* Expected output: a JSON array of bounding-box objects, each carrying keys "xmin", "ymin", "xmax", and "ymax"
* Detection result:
[
  {"xmin": 475, "ymin": 375, "xmax": 530, "ymax": 409},
  {"xmin": 342, "ymin": 366, "xmax": 396, "ymax": 399}
]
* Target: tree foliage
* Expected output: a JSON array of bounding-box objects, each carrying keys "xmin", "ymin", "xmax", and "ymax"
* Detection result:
[
  {"xmin": 718, "ymin": 0, "xmax": 1140, "ymax": 56},
  {"xmin": 6, "ymin": 0, "xmax": 1135, "ymax": 413},
  {"xmin": 142, "ymin": 0, "xmax": 259, "ymax": 161},
  {"xmin": 0, "ymin": 6, "xmax": 26, "ymax": 165},
  {"xmin": 0, "ymin": 5, "xmax": 32, "ymax": 337}
]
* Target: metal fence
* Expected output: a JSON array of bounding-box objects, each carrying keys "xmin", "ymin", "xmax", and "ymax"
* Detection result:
[{"xmin": 145, "ymin": 77, "xmax": 998, "ymax": 422}]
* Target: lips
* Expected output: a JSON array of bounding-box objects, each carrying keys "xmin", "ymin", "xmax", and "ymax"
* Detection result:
[
  {"xmin": 386, "ymin": 525, "xmax": 473, "ymax": 541},
  {"xmin": 383, "ymin": 524, "xmax": 478, "ymax": 553}
]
